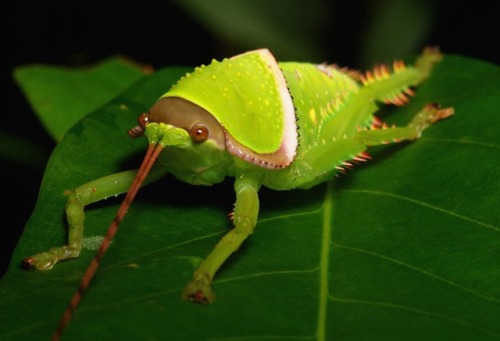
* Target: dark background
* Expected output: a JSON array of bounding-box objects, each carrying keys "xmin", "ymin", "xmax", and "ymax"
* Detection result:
[{"xmin": 1, "ymin": 0, "xmax": 497, "ymax": 276}]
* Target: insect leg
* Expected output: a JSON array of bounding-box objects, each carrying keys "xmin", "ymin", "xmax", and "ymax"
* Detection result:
[
  {"xmin": 21, "ymin": 165, "xmax": 167, "ymax": 270},
  {"xmin": 182, "ymin": 177, "xmax": 260, "ymax": 303},
  {"xmin": 354, "ymin": 103, "xmax": 454, "ymax": 146},
  {"xmin": 294, "ymin": 103, "xmax": 452, "ymax": 190}
]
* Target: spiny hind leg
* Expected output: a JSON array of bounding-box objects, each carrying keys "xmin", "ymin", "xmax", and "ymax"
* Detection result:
[
  {"xmin": 355, "ymin": 103, "xmax": 454, "ymax": 146},
  {"xmin": 297, "ymin": 103, "xmax": 453, "ymax": 188}
]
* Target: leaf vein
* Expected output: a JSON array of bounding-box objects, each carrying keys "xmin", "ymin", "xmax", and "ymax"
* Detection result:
[
  {"xmin": 316, "ymin": 181, "xmax": 334, "ymax": 341},
  {"xmin": 333, "ymin": 243, "xmax": 500, "ymax": 303},
  {"xmin": 422, "ymin": 137, "xmax": 500, "ymax": 150},
  {"xmin": 215, "ymin": 267, "xmax": 319, "ymax": 285},
  {"xmin": 330, "ymin": 296, "xmax": 500, "ymax": 338},
  {"xmin": 343, "ymin": 189, "xmax": 499, "ymax": 232},
  {"xmin": 259, "ymin": 208, "xmax": 322, "ymax": 223},
  {"xmin": 207, "ymin": 334, "xmax": 315, "ymax": 341}
]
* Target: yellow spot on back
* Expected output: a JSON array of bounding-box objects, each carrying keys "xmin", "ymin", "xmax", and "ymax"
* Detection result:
[{"xmin": 309, "ymin": 108, "xmax": 317, "ymax": 124}]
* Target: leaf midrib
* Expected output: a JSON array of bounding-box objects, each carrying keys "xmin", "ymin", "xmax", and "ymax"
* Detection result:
[{"xmin": 317, "ymin": 181, "xmax": 334, "ymax": 341}]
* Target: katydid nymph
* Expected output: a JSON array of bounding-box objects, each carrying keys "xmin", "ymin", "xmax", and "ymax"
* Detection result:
[{"xmin": 21, "ymin": 47, "xmax": 453, "ymax": 339}]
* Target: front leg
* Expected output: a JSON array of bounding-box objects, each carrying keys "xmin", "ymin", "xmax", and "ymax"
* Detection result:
[
  {"xmin": 183, "ymin": 177, "xmax": 260, "ymax": 303},
  {"xmin": 22, "ymin": 165, "xmax": 167, "ymax": 270}
]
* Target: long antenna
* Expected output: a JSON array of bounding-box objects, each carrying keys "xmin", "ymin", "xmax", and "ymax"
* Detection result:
[{"xmin": 52, "ymin": 142, "xmax": 164, "ymax": 341}]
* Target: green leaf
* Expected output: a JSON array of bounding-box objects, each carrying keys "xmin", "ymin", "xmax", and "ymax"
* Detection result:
[
  {"xmin": 2, "ymin": 55, "xmax": 499, "ymax": 340},
  {"xmin": 13, "ymin": 56, "xmax": 151, "ymax": 142}
]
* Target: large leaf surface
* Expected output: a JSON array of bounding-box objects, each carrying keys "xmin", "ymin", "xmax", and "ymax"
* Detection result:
[
  {"xmin": 1, "ymin": 55, "xmax": 499, "ymax": 340},
  {"xmin": 13, "ymin": 57, "xmax": 150, "ymax": 142}
]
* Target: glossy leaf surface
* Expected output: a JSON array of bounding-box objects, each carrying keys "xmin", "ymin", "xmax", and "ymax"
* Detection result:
[{"xmin": 13, "ymin": 57, "xmax": 150, "ymax": 142}]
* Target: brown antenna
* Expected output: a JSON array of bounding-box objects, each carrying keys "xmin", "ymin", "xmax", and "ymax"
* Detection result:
[{"xmin": 52, "ymin": 141, "xmax": 164, "ymax": 341}]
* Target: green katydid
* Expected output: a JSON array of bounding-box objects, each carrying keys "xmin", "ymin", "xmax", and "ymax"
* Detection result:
[{"xmin": 21, "ymin": 47, "xmax": 453, "ymax": 339}]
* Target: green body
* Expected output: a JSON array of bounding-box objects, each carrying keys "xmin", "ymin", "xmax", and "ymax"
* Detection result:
[
  {"xmin": 157, "ymin": 49, "xmax": 439, "ymax": 192},
  {"xmin": 22, "ymin": 48, "xmax": 453, "ymax": 305}
]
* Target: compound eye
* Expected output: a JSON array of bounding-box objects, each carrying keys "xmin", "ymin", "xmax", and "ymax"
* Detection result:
[
  {"xmin": 137, "ymin": 113, "xmax": 150, "ymax": 129},
  {"xmin": 189, "ymin": 124, "xmax": 209, "ymax": 143}
]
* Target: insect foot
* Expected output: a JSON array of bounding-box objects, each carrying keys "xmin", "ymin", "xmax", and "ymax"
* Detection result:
[
  {"xmin": 182, "ymin": 272, "xmax": 215, "ymax": 304},
  {"xmin": 427, "ymin": 103, "xmax": 455, "ymax": 123},
  {"xmin": 21, "ymin": 246, "xmax": 80, "ymax": 270},
  {"xmin": 410, "ymin": 103, "xmax": 455, "ymax": 133},
  {"xmin": 21, "ymin": 254, "xmax": 54, "ymax": 270}
]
